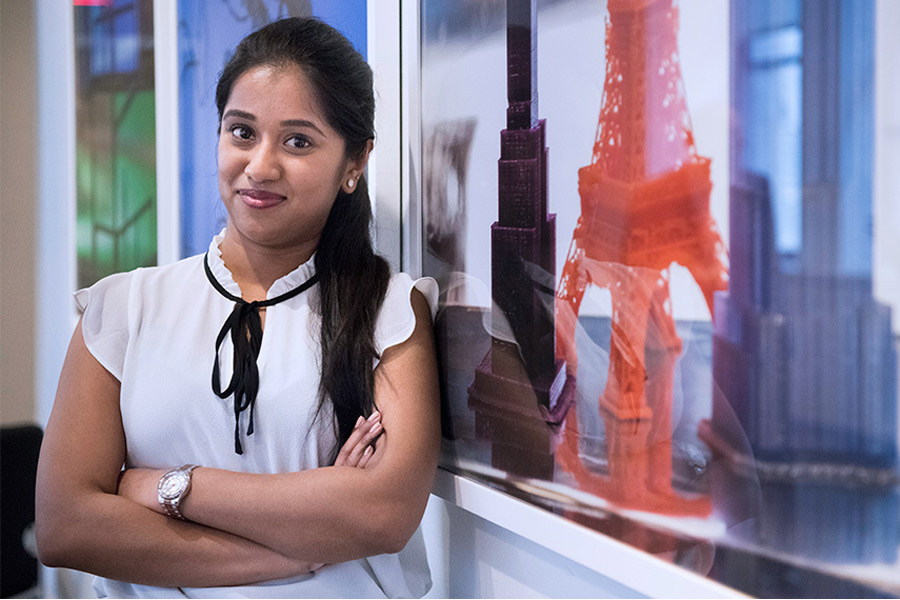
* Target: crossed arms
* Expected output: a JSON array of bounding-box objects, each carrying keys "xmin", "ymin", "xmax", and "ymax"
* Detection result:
[{"xmin": 35, "ymin": 291, "xmax": 440, "ymax": 588}]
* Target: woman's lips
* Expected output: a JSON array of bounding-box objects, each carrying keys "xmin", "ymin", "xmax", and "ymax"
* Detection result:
[{"xmin": 239, "ymin": 189, "xmax": 286, "ymax": 209}]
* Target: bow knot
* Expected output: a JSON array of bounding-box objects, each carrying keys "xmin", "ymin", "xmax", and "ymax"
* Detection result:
[{"xmin": 204, "ymin": 254, "xmax": 319, "ymax": 454}]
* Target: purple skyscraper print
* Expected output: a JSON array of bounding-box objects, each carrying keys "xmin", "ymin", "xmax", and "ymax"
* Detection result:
[{"xmin": 467, "ymin": 0, "xmax": 573, "ymax": 481}]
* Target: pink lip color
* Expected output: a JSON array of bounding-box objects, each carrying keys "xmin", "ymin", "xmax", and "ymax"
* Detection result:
[{"xmin": 239, "ymin": 189, "xmax": 285, "ymax": 209}]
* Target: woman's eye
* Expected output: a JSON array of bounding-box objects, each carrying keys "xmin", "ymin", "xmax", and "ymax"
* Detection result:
[
  {"xmin": 287, "ymin": 135, "xmax": 311, "ymax": 149},
  {"xmin": 229, "ymin": 125, "xmax": 253, "ymax": 140}
]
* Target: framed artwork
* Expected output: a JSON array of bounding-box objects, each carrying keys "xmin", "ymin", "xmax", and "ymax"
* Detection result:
[
  {"xmin": 420, "ymin": 0, "xmax": 900, "ymax": 596},
  {"xmin": 74, "ymin": 0, "xmax": 158, "ymax": 288}
]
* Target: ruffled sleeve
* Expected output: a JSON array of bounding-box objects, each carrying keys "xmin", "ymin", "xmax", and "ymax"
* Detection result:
[
  {"xmin": 373, "ymin": 273, "xmax": 439, "ymax": 364},
  {"xmin": 73, "ymin": 271, "xmax": 135, "ymax": 381}
]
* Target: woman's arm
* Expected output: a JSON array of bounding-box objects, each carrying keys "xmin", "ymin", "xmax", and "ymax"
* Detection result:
[
  {"xmin": 118, "ymin": 289, "xmax": 441, "ymax": 563},
  {"xmin": 35, "ymin": 321, "xmax": 320, "ymax": 587}
]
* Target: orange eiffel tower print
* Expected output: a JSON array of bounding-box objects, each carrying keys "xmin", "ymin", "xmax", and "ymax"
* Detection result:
[{"xmin": 555, "ymin": 0, "xmax": 727, "ymax": 515}]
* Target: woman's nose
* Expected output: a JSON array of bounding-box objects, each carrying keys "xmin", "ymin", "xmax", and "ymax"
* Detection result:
[{"xmin": 244, "ymin": 142, "xmax": 281, "ymax": 182}]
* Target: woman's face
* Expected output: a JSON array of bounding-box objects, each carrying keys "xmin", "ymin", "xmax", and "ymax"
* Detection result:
[{"xmin": 217, "ymin": 63, "xmax": 363, "ymax": 253}]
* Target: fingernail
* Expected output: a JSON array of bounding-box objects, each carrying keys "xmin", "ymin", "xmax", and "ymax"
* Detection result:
[
  {"xmin": 367, "ymin": 411, "xmax": 380, "ymax": 421},
  {"xmin": 355, "ymin": 416, "xmax": 364, "ymax": 428},
  {"xmin": 364, "ymin": 446, "xmax": 373, "ymax": 456},
  {"xmin": 371, "ymin": 422, "xmax": 382, "ymax": 434}
]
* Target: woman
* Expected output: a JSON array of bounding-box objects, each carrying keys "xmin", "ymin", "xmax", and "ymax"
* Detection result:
[{"xmin": 36, "ymin": 17, "xmax": 440, "ymax": 598}]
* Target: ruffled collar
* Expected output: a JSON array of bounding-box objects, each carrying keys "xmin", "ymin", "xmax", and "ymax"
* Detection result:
[
  {"xmin": 206, "ymin": 230, "xmax": 317, "ymax": 301},
  {"xmin": 204, "ymin": 229, "xmax": 320, "ymax": 455}
]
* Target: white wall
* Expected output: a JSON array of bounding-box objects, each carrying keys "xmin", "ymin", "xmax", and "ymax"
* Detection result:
[
  {"xmin": 0, "ymin": 0, "xmax": 39, "ymax": 426},
  {"xmin": 34, "ymin": 0, "xmax": 78, "ymax": 429},
  {"xmin": 422, "ymin": 495, "xmax": 644, "ymax": 598},
  {"xmin": 420, "ymin": 470, "xmax": 744, "ymax": 599}
]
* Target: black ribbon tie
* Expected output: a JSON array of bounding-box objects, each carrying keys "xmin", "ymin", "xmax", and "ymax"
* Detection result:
[{"xmin": 204, "ymin": 253, "xmax": 319, "ymax": 454}]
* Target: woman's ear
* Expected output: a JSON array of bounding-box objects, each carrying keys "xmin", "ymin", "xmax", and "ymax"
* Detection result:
[{"xmin": 341, "ymin": 139, "xmax": 374, "ymax": 194}]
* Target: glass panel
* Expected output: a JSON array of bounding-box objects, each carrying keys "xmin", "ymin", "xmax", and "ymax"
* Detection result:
[
  {"xmin": 423, "ymin": 0, "xmax": 899, "ymax": 596},
  {"xmin": 745, "ymin": 26, "xmax": 803, "ymax": 255},
  {"xmin": 74, "ymin": 0, "xmax": 157, "ymax": 288},
  {"xmin": 176, "ymin": 0, "xmax": 367, "ymax": 258}
]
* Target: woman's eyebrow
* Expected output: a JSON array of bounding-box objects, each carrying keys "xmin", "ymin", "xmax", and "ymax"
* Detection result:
[
  {"xmin": 222, "ymin": 109, "xmax": 327, "ymax": 137},
  {"xmin": 281, "ymin": 119, "xmax": 326, "ymax": 137},
  {"xmin": 223, "ymin": 109, "xmax": 256, "ymax": 121}
]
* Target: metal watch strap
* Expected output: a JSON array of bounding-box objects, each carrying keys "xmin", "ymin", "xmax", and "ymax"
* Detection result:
[
  {"xmin": 159, "ymin": 464, "xmax": 198, "ymax": 521},
  {"xmin": 163, "ymin": 501, "xmax": 184, "ymax": 520}
]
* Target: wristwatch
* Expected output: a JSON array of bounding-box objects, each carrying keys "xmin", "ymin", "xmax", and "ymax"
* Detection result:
[{"xmin": 157, "ymin": 464, "xmax": 199, "ymax": 520}]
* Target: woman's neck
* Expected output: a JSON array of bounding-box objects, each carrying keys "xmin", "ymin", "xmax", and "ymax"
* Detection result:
[{"xmin": 218, "ymin": 227, "xmax": 317, "ymax": 301}]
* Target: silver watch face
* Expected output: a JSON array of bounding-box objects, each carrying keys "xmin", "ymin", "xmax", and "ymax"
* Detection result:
[{"xmin": 159, "ymin": 471, "xmax": 190, "ymax": 500}]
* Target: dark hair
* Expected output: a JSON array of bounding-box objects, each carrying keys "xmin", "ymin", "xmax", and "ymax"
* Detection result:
[{"xmin": 216, "ymin": 17, "xmax": 391, "ymax": 460}]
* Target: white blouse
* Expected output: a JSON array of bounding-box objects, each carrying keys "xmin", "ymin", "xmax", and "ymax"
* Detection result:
[{"xmin": 76, "ymin": 232, "xmax": 438, "ymax": 599}]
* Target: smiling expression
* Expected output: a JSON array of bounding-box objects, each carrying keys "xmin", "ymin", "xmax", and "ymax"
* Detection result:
[{"xmin": 217, "ymin": 63, "xmax": 364, "ymax": 254}]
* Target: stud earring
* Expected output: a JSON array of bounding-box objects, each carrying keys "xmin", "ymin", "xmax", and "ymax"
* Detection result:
[{"xmin": 347, "ymin": 178, "xmax": 355, "ymax": 189}]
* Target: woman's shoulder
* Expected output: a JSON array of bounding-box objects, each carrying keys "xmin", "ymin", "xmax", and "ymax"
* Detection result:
[
  {"xmin": 78, "ymin": 254, "xmax": 204, "ymax": 292},
  {"xmin": 75, "ymin": 254, "xmax": 205, "ymax": 312},
  {"xmin": 374, "ymin": 272, "xmax": 439, "ymax": 357},
  {"xmin": 129, "ymin": 253, "xmax": 206, "ymax": 284},
  {"xmin": 73, "ymin": 254, "xmax": 208, "ymax": 380},
  {"xmin": 384, "ymin": 272, "xmax": 438, "ymax": 314}
]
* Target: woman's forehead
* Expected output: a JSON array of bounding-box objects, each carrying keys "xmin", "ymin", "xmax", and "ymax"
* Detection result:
[{"xmin": 225, "ymin": 64, "xmax": 328, "ymax": 124}]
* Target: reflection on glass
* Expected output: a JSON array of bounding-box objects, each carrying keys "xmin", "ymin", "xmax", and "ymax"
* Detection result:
[
  {"xmin": 75, "ymin": 0, "xmax": 157, "ymax": 288},
  {"xmin": 424, "ymin": 0, "xmax": 899, "ymax": 596},
  {"xmin": 707, "ymin": 0, "xmax": 898, "ymax": 569},
  {"xmin": 554, "ymin": 0, "xmax": 727, "ymax": 518},
  {"xmin": 745, "ymin": 26, "xmax": 803, "ymax": 256}
]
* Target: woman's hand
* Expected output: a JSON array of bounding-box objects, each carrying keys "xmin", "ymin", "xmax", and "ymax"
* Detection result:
[
  {"xmin": 145, "ymin": 290, "xmax": 439, "ymax": 563},
  {"xmin": 113, "ymin": 414, "xmax": 383, "ymax": 578},
  {"xmin": 117, "ymin": 412, "xmax": 385, "ymax": 515},
  {"xmin": 36, "ymin": 320, "xmax": 331, "ymax": 586},
  {"xmin": 116, "ymin": 468, "xmax": 326, "ymax": 574},
  {"xmin": 333, "ymin": 411, "xmax": 384, "ymax": 469}
]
